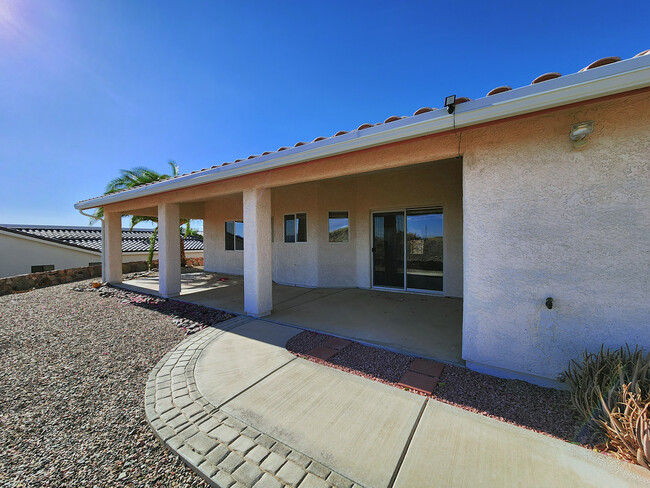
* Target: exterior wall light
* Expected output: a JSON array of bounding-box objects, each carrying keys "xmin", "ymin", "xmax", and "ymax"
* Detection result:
[
  {"xmin": 445, "ymin": 95, "xmax": 456, "ymax": 114},
  {"xmin": 569, "ymin": 121, "xmax": 594, "ymax": 149}
]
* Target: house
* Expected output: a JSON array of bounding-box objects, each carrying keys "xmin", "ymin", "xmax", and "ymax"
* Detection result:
[
  {"xmin": 74, "ymin": 51, "xmax": 650, "ymax": 387},
  {"xmin": 0, "ymin": 225, "xmax": 204, "ymax": 278}
]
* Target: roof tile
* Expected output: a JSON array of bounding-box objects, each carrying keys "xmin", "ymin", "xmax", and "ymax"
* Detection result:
[
  {"xmin": 75, "ymin": 49, "xmax": 648, "ymax": 206},
  {"xmin": 0, "ymin": 225, "xmax": 203, "ymax": 253}
]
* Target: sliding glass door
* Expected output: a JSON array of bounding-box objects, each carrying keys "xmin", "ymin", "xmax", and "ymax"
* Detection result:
[
  {"xmin": 372, "ymin": 212, "xmax": 404, "ymax": 288},
  {"xmin": 373, "ymin": 208, "xmax": 443, "ymax": 292}
]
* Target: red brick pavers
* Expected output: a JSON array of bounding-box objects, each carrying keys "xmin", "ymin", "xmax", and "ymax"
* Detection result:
[
  {"xmin": 397, "ymin": 371, "xmax": 439, "ymax": 395},
  {"xmin": 306, "ymin": 345, "xmax": 339, "ymax": 361},
  {"xmin": 409, "ymin": 358, "xmax": 445, "ymax": 378},
  {"xmin": 321, "ymin": 337, "xmax": 353, "ymax": 351},
  {"xmin": 398, "ymin": 358, "xmax": 446, "ymax": 395}
]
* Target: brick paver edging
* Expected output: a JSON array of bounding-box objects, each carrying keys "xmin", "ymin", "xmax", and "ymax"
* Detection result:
[{"xmin": 145, "ymin": 316, "xmax": 361, "ymax": 488}]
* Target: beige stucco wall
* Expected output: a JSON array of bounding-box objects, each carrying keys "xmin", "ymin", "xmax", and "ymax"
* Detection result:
[
  {"xmin": 98, "ymin": 90, "xmax": 649, "ymax": 386},
  {"xmin": 0, "ymin": 232, "xmax": 100, "ymax": 278},
  {"xmin": 203, "ymin": 194, "xmax": 244, "ymax": 275},
  {"xmin": 202, "ymin": 160, "xmax": 464, "ymax": 296},
  {"xmin": 123, "ymin": 250, "xmax": 203, "ymax": 263},
  {"xmin": 461, "ymin": 92, "xmax": 650, "ymax": 385}
]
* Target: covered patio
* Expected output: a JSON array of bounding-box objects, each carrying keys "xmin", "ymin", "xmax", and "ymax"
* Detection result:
[{"xmin": 119, "ymin": 271, "xmax": 463, "ymax": 364}]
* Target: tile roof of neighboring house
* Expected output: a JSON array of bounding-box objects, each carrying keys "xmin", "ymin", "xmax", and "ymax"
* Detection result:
[
  {"xmin": 76, "ymin": 49, "xmax": 650, "ymax": 207},
  {"xmin": 0, "ymin": 225, "xmax": 204, "ymax": 253}
]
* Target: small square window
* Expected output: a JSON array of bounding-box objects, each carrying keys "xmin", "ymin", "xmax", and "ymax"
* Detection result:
[
  {"xmin": 225, "ymin": 220, "xmax": 244, "ymax": 250},
  {"xmin": 284, "ymin": 213, "xmax": 307, "ymax": 243},
  {"xmin": 328, "ymin": 211, "xmax": 349, "ymax": 242},
  {"xmin": 31, "ymin": 265, "xmax": 54, "ymax": 273}
]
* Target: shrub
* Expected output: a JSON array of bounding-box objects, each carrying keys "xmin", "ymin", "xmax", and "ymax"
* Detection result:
[
  {"xmin": 564, "ymin": 345, "xmax": 650, "ymax": 429},
  {"xmin": 598, "ymin": 384, "xmax": 649, "ymax": 469}
]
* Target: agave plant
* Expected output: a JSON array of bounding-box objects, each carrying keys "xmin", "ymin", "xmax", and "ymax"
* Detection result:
[
  {"xmin": 564, "ymin": 345, "xmax": 650, "ymax": 429},
  {"xmin": 598, "ymin": 384, "xmax": 650, "ymax": 469}
]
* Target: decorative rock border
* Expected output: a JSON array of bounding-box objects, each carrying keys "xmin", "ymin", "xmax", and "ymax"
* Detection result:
[
  {"xmin": 0, "ymin": 258, "xmax": 205, "ymax": 296},
  {"xmin": 145, "ymin": 316, "xmax": 361, "ymax": 488}
]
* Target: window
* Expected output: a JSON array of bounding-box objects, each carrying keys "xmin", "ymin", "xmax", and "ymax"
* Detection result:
[
  {"xmin": 88, "ymin": 262, "xmax": 102, "ymax": 266},
  {"xmin": 328, "ymin": 211, "xmax": 349, "ymax": 242},
  {"xmin": 31, "ymin": 265, "xmax": 54, "ymax": 273},
  {"xmin": 225, "ymin": 221, "xmax": 244, "ymax": 250},
  {"xmin": 284, "ymin": 213, "xmax": 307, "ymax": 243}
]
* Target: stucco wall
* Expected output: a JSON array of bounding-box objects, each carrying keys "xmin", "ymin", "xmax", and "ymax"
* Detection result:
[
  {"xmin": 0, "ymin": 232, "xmax": 101, "ymax": 278},
  {"xmin": 462, "ymin": 92, "xmax": 650, "ymax": 384},
  {"xmin": 202, "ymin": 160, "xmax": 463, "ymax": 295},
  {"xmin": 352, "ymin": 159, "xmax": 463, "ymax": 296},
  {"xmin": 123, "ymin": 250, "xmax": 203, "ymax": 263},
  {"xmin": 203, "ymin": 194, "xmax": 244, "ymax": 275}
]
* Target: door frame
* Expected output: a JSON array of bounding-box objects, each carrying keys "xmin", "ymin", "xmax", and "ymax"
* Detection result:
[{"xmin": 370, "ymin": 206, "xmax": 445, "ymax": 295}]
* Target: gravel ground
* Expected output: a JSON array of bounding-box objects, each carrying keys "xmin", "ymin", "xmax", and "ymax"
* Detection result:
[
  {"xmin": 286, "ymin": 330, "xmax": 594, "ymax": 446},
  {"xmin": 0, "ymin": 279, "xmax": 231, "ymax": 487}
]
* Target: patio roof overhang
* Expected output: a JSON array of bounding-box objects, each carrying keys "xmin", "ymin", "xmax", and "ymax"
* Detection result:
[{"xmin": 75, "ymin": 54, "xmax": 650, "ymax": 211}]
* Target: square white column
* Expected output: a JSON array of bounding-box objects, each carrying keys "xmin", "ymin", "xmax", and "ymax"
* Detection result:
[
  {"xmin": 158, "ymin": 202, "xmax": 181, "ymax": 297},
  {"xmin": 103, "ymin": 212, "xmax": 122, "ymax": 283},
  {"xmin": 243, "ymin": 188, "xmax": 272, "ymax": 317},
  {"xmin": 203, "ymin": 200, "xmax": 219, "ymax": 272}
]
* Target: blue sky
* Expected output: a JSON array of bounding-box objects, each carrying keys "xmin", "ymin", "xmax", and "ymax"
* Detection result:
[{"xmin": 0, "ymin": 0, "xmax": 647, "ymax": 228}]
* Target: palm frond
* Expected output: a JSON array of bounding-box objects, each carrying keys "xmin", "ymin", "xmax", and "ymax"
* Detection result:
[
  {"xmin": 168, "ymin": 160, "xmax": 179, "ymax": 177},
  {"xmin": 129, "ymin": 215, "xmax": 157, "ymax": 230}
]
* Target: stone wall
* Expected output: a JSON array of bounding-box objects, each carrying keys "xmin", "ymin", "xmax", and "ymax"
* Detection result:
[
  {"xmin": 0, "ymin": 265, "xmax": 102, "ymax": 296},
  {"xmin": 0, "ymin": 257, "xmax": 205, "ymax": 296}
]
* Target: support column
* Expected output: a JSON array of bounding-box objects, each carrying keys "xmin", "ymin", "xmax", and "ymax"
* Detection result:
[
  {"xmin": 203, "ymin": 200, "xmax": 219, "ymax": 272},
  {"xmin": 158, "ymin": 202, "xmax": 181, "ymax": 297},
  {"xmin": 243, "ymin": 188, "xmax": 272, "ymax": 317},
  {"xmin": 103, "ymin": 212, "xmax": 122, "ymax": 283}
]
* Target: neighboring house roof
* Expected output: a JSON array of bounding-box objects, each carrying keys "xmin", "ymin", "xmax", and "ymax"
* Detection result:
[
  {"xmin": 75, "ymin": 50, "xmax": 650, "ymax": 210},
  {"xmin": 0, "ymin": 225, "xmax": 204, "ymax": 253}
]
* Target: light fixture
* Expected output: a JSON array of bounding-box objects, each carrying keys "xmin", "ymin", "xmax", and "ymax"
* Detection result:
[
  {"xmin": 444, "ymin": 95, "xmax": 456, "ymax": 114},
  {"xmin": 569, "ymin": 121, "xmax": 594, "ymax": 149}
]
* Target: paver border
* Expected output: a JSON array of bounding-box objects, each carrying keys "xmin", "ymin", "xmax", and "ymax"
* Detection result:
[{"xmin": 144, "ymin": 315, "xmax": 362, "ymax": 488}]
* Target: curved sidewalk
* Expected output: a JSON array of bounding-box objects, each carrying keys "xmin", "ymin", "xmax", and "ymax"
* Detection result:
[{"xmin": 145, "ymin": 316, "xmax": 650, "ymax": 488}]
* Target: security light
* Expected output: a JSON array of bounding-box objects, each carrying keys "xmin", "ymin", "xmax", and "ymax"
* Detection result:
[
  {"xmin": 569, "ymin": 121, "xmax": 594, "ymax": 149},
  {"xmin": 444, "ymin": 95, "xmax": 456, "ymax": 114}
]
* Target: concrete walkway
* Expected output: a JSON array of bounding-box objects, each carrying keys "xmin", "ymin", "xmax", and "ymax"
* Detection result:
[
  {"xmin": 145, "ymin": 317, "xmax": 650, "ymax": 488},
  {"xmin": 123, "ymin": 272, "xmax": 463, "ymax": 364}
]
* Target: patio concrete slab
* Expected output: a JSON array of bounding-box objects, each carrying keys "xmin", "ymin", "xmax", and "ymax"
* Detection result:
[
  {"xmin": 194, "ymin": 320, "xmax": 300, "ymax": 406},
  {"xmin": 269, "ymin": 288, "xmax": 463, "ymax": 363},
  {"xmin": 122, "ymin": 273, "xmax": 342, "ymax": 315},
  {"xmin": 220, "ymin": 358, "xmax": 426, "ymax": 488},
  {"xmin": 394, "ymin": 400, "xmax": 650, "ymax": 488}
]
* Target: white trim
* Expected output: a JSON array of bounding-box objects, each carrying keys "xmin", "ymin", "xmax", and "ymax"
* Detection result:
[
  {"xmin": 465, "ymin": 360, "xmax": 569, "ymax": 390},
  {"xmin": 75, "ymin": 56, "xmax": 650, "ymax": 210}
]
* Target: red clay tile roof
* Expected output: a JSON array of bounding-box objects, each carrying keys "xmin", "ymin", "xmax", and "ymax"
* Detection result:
[{"xmin": 77, "ymin": 49, "xmax": 649, "ymax": 205}]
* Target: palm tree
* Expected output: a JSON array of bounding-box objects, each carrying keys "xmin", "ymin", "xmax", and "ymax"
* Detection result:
[{"xmin": 91, "ymin": 161, "xmax": 192, "ymax": 270}]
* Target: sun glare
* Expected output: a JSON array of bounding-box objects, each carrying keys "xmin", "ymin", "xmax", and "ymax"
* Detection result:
[{"xmin": 0, "ymin": 0, "xmax": 23, "ymax": 38}]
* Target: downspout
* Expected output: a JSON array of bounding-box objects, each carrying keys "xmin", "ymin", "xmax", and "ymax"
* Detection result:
[{"xmin": 78, "ymin": 209, "xmax": 105, "ymax": 283}]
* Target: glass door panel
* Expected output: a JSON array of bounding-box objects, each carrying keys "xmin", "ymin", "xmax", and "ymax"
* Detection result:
[
  {"xmin": 406, "ymin": 209, "xmax": 443, "ymax": 291},
  {"xmin": 372, "ymin": 212, "xmax": 404, "ymax": 288}
]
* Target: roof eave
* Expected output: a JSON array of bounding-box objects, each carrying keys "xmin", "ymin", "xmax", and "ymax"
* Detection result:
[{"xmin": 75, "ymin": 55, "xmax": 650, "ymax": 210}]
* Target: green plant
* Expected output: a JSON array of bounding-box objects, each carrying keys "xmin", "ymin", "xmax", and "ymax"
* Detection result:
[
  {"xmin": 564, "ymin": 345, "xmax": 650, "ymax": 429},
  {"xmin": 91, "ymin": 161, "xmax": 192, "ymax": 269},
  {"xmin": 598, "ymin": 384, "xmax": 649, "ymax": 469}
]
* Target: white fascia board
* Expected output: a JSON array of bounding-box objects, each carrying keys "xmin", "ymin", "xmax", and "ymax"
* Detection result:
[
  {"xmin": 75, "ymin": 55, "xmax": 650, "ymax": 210},
  {"xmin": 0, "ymin": 229, "xmax": 101, "ymax": 255}
]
